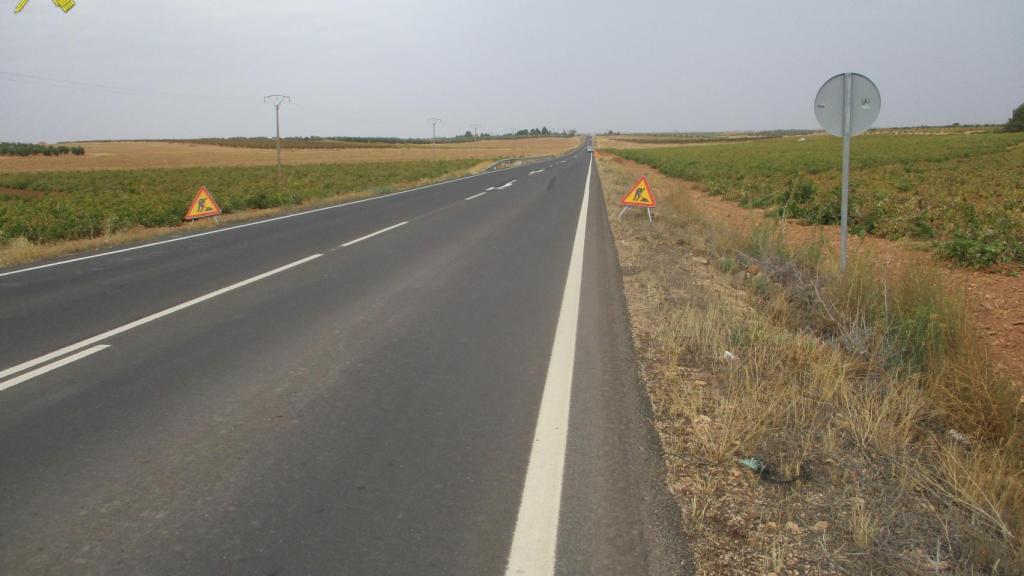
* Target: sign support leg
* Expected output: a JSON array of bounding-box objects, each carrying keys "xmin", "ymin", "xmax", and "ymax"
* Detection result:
[
  {"xmin": 617, "ymin": 206, "xmax": 628, "ymax": 220},
  {"xmin": 840, "ymin": 72, "xmax": 852, "ymax": 272},
  {"xmin": 646, "ymin": 207, "xmax": 653, "ymax": 223}
]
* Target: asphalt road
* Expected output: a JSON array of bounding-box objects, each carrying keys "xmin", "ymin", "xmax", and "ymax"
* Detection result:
[{"xmin": 0, "ymin": 147, "xmax": 690, "ymax": 575}]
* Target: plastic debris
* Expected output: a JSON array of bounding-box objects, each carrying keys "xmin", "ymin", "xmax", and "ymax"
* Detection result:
[
  {"xmin": 737, "ymin": 457, "xmax": 805, "ymax": 484},
  {"xmin": 738, "ymin": 457, "xmax": 764, "ymax": 472}
]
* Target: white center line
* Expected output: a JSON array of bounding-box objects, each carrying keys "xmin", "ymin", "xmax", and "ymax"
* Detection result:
[
  {"xmin": 504, "ymin": 155, "xmax": 592, "ymax": 575},
  {"xmin": 0, "ymin": 345, "xmax": 110, "ymax": 393},
  {"xmin": 465, "ymin": 192, "xmax": 487, "ymax": 201},
  {"xmin": 0, "ymin": 254, "xmax": 323, "ymax": 383},
  {"xmin": 340, "ymin": 221, "xmax": 408, "ymax": 248}
]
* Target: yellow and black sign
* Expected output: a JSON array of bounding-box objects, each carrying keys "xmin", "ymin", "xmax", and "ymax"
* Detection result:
[
  {"xmin": 15, "ymin": 0, "xmax": 76, "ymax": 13},
  {"xmin": 183, "ymin": 187, "xmax": 222, "ymax": 221},
  {"xmin": 620, "ymin": 176, "xmax": 656, "ymax": 207}
]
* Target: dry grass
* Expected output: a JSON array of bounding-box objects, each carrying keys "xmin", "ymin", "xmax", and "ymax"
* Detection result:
[
  {"xmin": 597, "ymin": 151, "xmax": 1023, "ymax": 574},
  {"xmin": 0, "ymin": 137, "xmax": 580, "ymax": 173}
]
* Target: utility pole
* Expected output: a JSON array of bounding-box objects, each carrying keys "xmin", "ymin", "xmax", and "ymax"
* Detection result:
[
  {"xmin": 427, "ymin": 117, "xmax": 441, "ymax": 161},
  {"xmin": 264, "ymin": 94, "xmax": 291, "ymax": 179},
  {"xmin": 471, "ymin": 123, "xmax": 481, "ymax": 142}
]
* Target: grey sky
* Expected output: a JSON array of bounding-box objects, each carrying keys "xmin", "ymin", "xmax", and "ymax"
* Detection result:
[{"xmin": 1, "ymin": 0, "xmax": 1022, "ymax": 142}]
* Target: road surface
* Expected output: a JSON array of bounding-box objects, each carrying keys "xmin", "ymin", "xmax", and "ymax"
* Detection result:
[{"xmin": 0, "ymin": 147, "xmax": 690, "ymax": 575}]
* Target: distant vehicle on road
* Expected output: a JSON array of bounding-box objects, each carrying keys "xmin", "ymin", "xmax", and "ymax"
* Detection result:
[{"xmin": 586, "ymin": 144, "xmax": 594, "ymax": 152}]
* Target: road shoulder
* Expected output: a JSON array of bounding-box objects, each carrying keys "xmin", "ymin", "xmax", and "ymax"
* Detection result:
[{"xmin": 557, "ymin": 154, "xmax": 693, "ymax": 575}]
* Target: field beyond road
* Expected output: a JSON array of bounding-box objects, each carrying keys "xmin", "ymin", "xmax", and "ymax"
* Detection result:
[
  {"xmin": 608, "ymin": 131, "xmax": 1024, "ymax": 267},
  {"xmin": 0, "ymin": 159, "xmax": 484, "ymax": 253},
  {"xmin": 0, "ymin": 137, "xmax": 580, "ymax": 173}
]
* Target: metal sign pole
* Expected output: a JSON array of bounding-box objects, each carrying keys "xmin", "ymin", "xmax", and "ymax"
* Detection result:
[
  {"xmin": 839, "ymin": 73, "xmax": 852, "ymax": 271},
  {"xmin": 814, "ymin": 72, "xmax": 880, "ymax": 274}
]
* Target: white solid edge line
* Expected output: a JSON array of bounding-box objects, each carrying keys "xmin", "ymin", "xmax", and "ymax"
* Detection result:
[
  {"xmin": 340, "ymin": 221, "xmax": 408, "ymax": 247},
  {"xmin": 0, "ymin": 254, "xmax": 322, "ymax": 381},
  {"xmin": 465, "ymin": 192, "xmax": 487, "ymax": 201},
  {"xmin": 504, "ymin": 155, "xmax": 591, "ymax": 575},
  {"xmin": 0, "ymin": 344, "xmax": 110, "ymax": 393},
  {"xmin": 0, "ymin": 157, "xmax": 557, "ymax": 279}
]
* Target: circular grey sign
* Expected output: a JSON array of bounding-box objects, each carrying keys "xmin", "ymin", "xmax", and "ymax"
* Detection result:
[{"xmin": 814, "ymin": 73, "xmax": 881, "ymax": 137}]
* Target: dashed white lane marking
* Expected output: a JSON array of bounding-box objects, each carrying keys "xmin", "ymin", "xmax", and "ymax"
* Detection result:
[
  {"xmin": 340, "ymin": 221, "xmax": 408, "ymax": 248},
  {"xmin": 0, "ymin": 254, "xmax": 323, "ymax": 384},
  {"xmin": 465, "ymin": 192, "xmax": 487, "ymax": 201},
  {"xmin": 529, "ymin": 169, "xmax": 544, "ymax": 176},
  {"xmin": 497, "ymin": 179, "xmax": 518, "ymax": 190},
  {"xmin": 503, "ymin": 155, "xmax": 592, "ymax": 575},
  {"xmin": 0, "ymin": 162, "xmax": 540, "ymax": 279},
  {"xmin": 0, "ymin": 345, "xmax": 110, "ymax": 393}
]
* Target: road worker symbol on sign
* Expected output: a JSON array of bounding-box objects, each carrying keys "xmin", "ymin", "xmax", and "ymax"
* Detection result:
[
  {"xmin": 183, "ymin": 186, "xmax": 222, "ymax": 222},
  {"xmin": 620, "ymin": 177, "xmax": 656, "ymax": 207},
  {"xmin": 617, "ymin": 176, "xmax": 656, "ymax": 223},
  {"xmin": 14, "ymin": 0, "xmax": 76, "ymax": 13}
]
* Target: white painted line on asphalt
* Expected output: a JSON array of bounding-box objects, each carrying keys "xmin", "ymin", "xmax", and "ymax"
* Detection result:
[
  {"xmin": 0, "ymin": 345, "xmax": 110, "ymax": 393},
  {"xmin": 465, "ymin": 192, "xmax": 487, "ymax": 201},
  {"xmin": 504, "ymin": 155, "xmax": 592, "ymax": 576},
  {"xmin": 0, "ymin": 161, "xmax": 537, "ymax": 279},
  {"xmin": 0, "ymin": 254, "xmax": 323, "ymax": 382},
  {"xmin": 497, "ymin": 179, "xmax": 518, "ymax": 190},
  {"xmin": 529, "ymin": 169, "xmax": 544, "ymax": 176},
  {"xmin": 486, "ymin": 186, "xmax": 497, "ymax": 191},
  {"xmin": 340, "ymin": 221, "xmax": 408, "ymax": 248}
]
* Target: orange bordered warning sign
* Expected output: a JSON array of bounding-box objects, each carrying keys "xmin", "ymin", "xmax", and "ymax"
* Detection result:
[
  {"xmin": 618, "ymin": 176, "xmax": 656, "ymax": 223},
  {"xmin": 620, "ymin": 176, "xmax": 656, "ymax": 207},
  {"xmin": 183, "ymin": 186, "xmax": 222, "ymax": 221}
]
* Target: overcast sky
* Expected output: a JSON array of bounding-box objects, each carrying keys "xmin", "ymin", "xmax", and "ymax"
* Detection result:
[{"xmin": 1, "ymin": 0, "xmax": 1022, "ymax": 142}]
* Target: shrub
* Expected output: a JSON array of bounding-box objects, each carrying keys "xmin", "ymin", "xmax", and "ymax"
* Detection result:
[{"xmin": 1006, "ymin": 102, "xmax": 1024, "ymax": 133}]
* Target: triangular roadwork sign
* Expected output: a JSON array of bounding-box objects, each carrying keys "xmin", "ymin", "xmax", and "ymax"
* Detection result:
[
  {"xmin": 620, "ymin": 176, "xmax": 656, "ymax": 207},
  {"xmin": 183, "ymin": 186, "xmax": 222, "ymax": 221}
]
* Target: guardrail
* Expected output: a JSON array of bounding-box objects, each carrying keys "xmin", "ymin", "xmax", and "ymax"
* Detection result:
[{"xmin": 482, "ymin": 154, "xmax": 556, "ymax": 172}]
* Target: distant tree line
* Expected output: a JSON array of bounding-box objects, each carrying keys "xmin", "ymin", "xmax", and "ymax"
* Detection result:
[
  {"xmin": 511, "ymin": 127, "xmax": 575, "ymax": 137},
  {"xmin": 0, "ymin": 142, "xmax": 85, "ymax": 157},
  {"xmin": 480, "ymin": 128, "xmax": 576, "ymax": 138}
]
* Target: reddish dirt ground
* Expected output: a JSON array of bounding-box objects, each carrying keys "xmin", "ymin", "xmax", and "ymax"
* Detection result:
[{"xmin": 0, "ymin": 187, "xmax": 48, "ymax": 198}]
